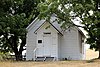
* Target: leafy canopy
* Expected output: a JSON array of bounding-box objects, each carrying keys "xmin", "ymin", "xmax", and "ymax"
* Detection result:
[
  {"xmin": 0, "ymin": 0, "xmax": 41, "ymax": 60},
  {"xmin": 38, "ymin": 0, "xmax": 100, "ymax": 52}
]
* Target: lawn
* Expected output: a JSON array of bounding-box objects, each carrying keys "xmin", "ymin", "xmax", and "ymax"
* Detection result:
[
  {"xmin": 0, "ymin": 60, "xmax": 100, "ymax": 67},
  {"xmin": 0, "ymin": 49, "xmax": 99, "ymax": 67}
]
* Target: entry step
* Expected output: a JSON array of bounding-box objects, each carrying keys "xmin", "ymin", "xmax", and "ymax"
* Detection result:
[
  {"xmin": 35, "ymin": 57, "xmax": 55, "ymax": 61},
  {"xmin": 35, "ymin": 57, "xmax": 46, "ymax": 61},
  {"xmin": 45, "ymin": 57, "xmax": 55, "ymax": 61}
]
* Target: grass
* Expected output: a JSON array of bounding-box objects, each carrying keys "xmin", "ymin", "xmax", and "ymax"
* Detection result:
[
  {"xmin": 0, "ymin": 49, "xmax": 99, "ymax": 67},
  {"xmin": 0, "ymin": 60, "xmax": 100, "ymax": 67},
  {"xmin": 86, "ymin": 49, "xmax": 99, "ymax": 60}
]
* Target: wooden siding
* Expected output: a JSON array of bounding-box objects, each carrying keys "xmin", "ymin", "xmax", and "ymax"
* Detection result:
[
  {"xmin": 60, "ymin": 28, "xmax": 83, "ymax": 60},
  {"xmin": 26, "ymin": 31, "xmax": 37, "ymax": 60},
  {"xmin": 26, "ymin": 17, "xmax": 85, "ymax": 60},
  {"xmin": 36, "ymin": 22, "xmax": 58, "ymax": 58}
]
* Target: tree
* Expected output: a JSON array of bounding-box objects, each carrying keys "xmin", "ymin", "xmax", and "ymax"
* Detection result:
[
  {"xmin": 0, "ymin": 0, "xmax": 41, "ymax": 60},
  {"xmin": 38, "ymin": 0, "xmax": 100, "ymax": 58}
]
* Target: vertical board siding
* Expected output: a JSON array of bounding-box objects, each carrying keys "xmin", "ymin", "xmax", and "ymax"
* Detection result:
[
  {"xmin": 60, "ymin": 28, "xmax": 82, "ymax": 60},
  {"xmin": 58, "ymin": 34, "xmax": 61, "ymax": 59},
  {"xmin": 26, "ymin": 28, "xmax": 37, "ymax": 60},
  {"xmin": 26, "ymin": 19, "xmax": 85, "ymax": 60},
  {"xmin": 35, "ymin": 22, "xmax": 58, "ymax": 58}
]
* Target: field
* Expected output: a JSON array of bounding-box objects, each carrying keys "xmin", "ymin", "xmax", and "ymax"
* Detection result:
[
  {"xmin": 1, "ymin": 60, "xmax": 100, "ymax": 67},
  {"xmin": 0, "ymin": 49, "xmax": 99, "ymax": 67},
  {"xmin": 86, "ymin": 49, "xmax": 99, "ymax": 60}
]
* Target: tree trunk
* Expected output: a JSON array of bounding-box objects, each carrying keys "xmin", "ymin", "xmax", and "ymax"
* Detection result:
[
  {"xmin": 15, "ymin": 52, "xmax": 19, "ymax": 61},
  {"xmin": 18, "ymin": 51, "xmax": 23, "ymax": 60},
  {"xmin": 98, "ymin": 49, "xmax": 100, "ymax": 59},
  {"xmin": 19, "ymin": 43, "xmax": 24, "ymax": 61},
  {"xmin": 13, "ymin": 36, "xmax": 22, "ymax": 61},
  {"xmin": 15, "ymin": 52, "xmax": 22, "ymax": 61}
]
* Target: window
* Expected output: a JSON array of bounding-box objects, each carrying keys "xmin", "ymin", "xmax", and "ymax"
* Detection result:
[
  {"xmin": 43, "ymin": 32, "xmax": 51, "ymax": 34},
  {"xmin": 38, "ymin": 40, "xmax": 42, "ymax": 43}
]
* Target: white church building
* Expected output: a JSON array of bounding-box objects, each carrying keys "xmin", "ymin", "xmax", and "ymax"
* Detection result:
[{"xmin": 26, "ymin": 16, "xmax": 86, "ymax": 61}]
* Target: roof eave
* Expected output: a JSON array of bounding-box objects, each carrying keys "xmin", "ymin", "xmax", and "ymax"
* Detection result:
[{"xmin": 26, "ymin": 17, "xmax": 38, "ymax": 30}]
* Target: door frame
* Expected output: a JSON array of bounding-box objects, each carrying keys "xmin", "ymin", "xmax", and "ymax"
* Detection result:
[{"xmin": 43, "ymin": 32, "xmax": 51, "ymax": 56}]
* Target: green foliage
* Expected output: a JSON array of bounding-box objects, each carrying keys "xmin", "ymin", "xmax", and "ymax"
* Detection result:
[
  {"xmin": 0, "ymin": 0, "xmax": 40, "ymax": 60},
  {"xmin": 38, "ymin": 0, "xmax": 73, "ymax": 29},
  {"xmin": 38, "ymin": 0, "xmax": 100, "ymax": 57},
  {"xmin": 0, "ymin": 13, "xmax": 28, "ymax": 53},
  {"xmin": 0, "ymin": 52, "xmax": 10, "ymax": 61}
]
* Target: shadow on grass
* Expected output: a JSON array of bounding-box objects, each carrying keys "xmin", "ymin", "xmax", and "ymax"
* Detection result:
[{"xmin": 86, "ymin": 58, "xmax": 99, "ymax": 63}]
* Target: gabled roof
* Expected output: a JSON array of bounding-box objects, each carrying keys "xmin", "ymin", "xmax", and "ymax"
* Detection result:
[
  {"xmin": 26, "ymin": 16, "xmax": 86, "ymax": 37},
  {"xmin": 26, "ymin": 16, "xmax": 63, "ymax": 35},
  {"xmin": 26, "ymin": 17, "xmax": 38, "ymax": 30}
]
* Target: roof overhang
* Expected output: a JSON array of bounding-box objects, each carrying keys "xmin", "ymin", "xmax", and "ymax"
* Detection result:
[
  {"xmin": 34, "ymin": 21, "xmax": 63, "ymax": 35},
  {"xmin": 26, "ymin": 16, "xmax": 86, "ymax": 37}
]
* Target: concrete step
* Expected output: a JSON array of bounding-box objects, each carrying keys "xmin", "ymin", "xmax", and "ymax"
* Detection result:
[
  {"xmin": 45, "ymin": 57, "xmax": 55, "ymax": 61},
  {"xmin": 35, "ymin": 57, "xmax": 46, "ymax": 61}
]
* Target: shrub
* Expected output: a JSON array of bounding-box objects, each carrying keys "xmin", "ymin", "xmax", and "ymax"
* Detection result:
[{"xmin": 0, "ymin": 52, "xmax": 10, "ymax": 61}]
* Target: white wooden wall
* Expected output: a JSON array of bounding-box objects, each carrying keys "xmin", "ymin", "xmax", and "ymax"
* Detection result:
[
  {"xmin": 36, "ymin": 22, "xmax": 58, "ymax": 58},
  {"xmin": 26, "ymin": 30, "xmax": 36, "ymax": 60},
  {"xmin": 26, "ymin": 20, "xmax": 85, "ymax": 60},
  {"xmin": 26, "ymin": 19, "xmax": 45, "ymax": 60},
  {"xmin": 60, "ymin": 28, "xmax": 83, "ymax": 60},
  {"xmin": 78, "ymin": 31, "xmax": 86, "ymax": 60},
  {"xmin": 26, "ymin": 22, "xmax": 58, "ymax": 60}
]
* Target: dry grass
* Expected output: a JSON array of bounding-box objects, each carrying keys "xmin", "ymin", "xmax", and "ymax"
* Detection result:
[
  {"xmin": 0, "ymin": 60, "xmax": 100, "ymax": 67},
  {"xmin": 86, "ymin": 49, "xmax": 99, "ymax": 60},
  {"xmin": 0, "ymin": 49, "xmax": 99, "ymax": 67}
]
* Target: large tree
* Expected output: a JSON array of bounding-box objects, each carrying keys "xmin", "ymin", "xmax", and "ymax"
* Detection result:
[
  {"xmin": 0, "ymin": 0, "xmax": 41, "ymax": 60},
  {"xmin": 38, "ymin": 0, "xmax": 100, "ymax": 58}
]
